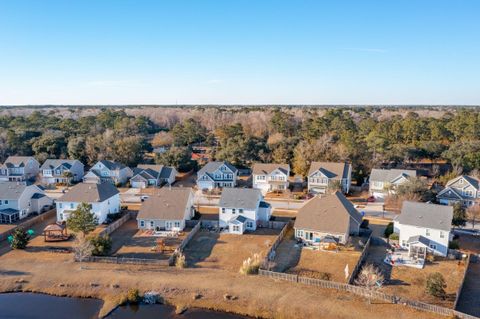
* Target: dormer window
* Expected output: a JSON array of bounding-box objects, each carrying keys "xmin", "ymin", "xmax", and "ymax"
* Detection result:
[
  {"xmin": 426, "ymin": 229, "xmax": 430, "ymax": 236},
  {"xmin": 460, "ymin": 179, "xmax": 464, "ymax": 184}
]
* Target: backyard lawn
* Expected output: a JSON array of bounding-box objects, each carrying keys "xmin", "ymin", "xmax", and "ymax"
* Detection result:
[{"xmin": 183, "ymin": 228, "xmax": 280, "ymax": 272}]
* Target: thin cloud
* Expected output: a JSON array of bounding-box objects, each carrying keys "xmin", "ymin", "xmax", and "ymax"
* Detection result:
[{"xmin": 344, "ymin": 47, "xmax": 388, "ymax": 53}]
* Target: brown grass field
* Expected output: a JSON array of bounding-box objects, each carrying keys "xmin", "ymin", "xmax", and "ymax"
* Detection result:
[{"xmin": 183, "ymin": 228, "xmax": 279, "ymax": 272}]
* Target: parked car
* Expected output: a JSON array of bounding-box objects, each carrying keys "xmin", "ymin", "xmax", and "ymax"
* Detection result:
[{"xmin": 367, "ymin": 196, "xmax": 375, "ymax": 203}]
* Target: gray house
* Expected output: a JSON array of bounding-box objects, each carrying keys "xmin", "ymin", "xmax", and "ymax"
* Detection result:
[
  {"xmin": 307, "ymin": 162, "xmax": 352, "ymax": 194},
  {"xmin": 437, "ymin": 175, "xmax": 480, "ymax": 208},
  {"xmin": 40, "ymin": 159, "xmax": 85, "ymax": 185},
  {"xmin": 0, "ymin": 156, "xmax": 40, "ymax": 182},
  {"xmin": 130, "ymin": 164, "xmax": 177, "ymax": 188},
  {"xmin": 137, "ymin": 187, "xmax": 194, "ymax": 231},
  {"xmin": 196, "ymin": 161, "xmax": 238, "ymax": 190},
  {"xmin": 294, "ymin": 191, "xmax": 362, "ymax": 245},
  {"xmin": 0, "ymin": 182, "xmax": 53, "ymax": 223},
  {"xmin": 369, "ymin": 168, "xmax": 417, "ymax": 198},
  {"xmin": 83, "ymin": 160, "xmax": 133, "ymax": 185}
]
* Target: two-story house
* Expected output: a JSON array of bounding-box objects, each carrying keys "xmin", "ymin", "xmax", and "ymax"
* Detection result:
[
  {"xmin": 307, "ymin": 162, "xmax": 351, "ymax": 194},
  {"xmin": 252, "ymin": 163, "xmax": 290, "ymax": 195},
  {"xmin": 196, "ymin": 161, "xmax": 238, "ymax": 190},
  {"xmin": 56, "ymin": 182, "xmax": 120, "ymax": 224},
  {"xmin": 294, "ymin": 192, "xmax": 362, "ymax": 245},
  {"xmin": 137, "ymin": 187, "xmax": 194, "ymax": 231},
  {"xmin": 40, "ymin": 159, "xmax": 85, "ymax": 185},
  {"xmin": 369, "ymin": 168, "xmax": 417, "ymax": 199},
  {"xmin": 437, "ymin": 175, "xmax": 480, "ymax": 208},
  {"xmin": 394, "ymin": 201, "xmax": 453, "ymax": 257},
  {"xmin": 219, "ymin": 188, "xmax": 271, "ymax": 234},
  {"xmin": 0, "ymin": 182, "xmax": 53, "ymax": 223},
  {"xmin": 0, "ymin": 156, "xmax": 40, "ymax": 182},
  {"xmin": 83, "ymin": 160, "xmax": 133, "ymax": 186},
  {"xmin": 130, "ymin": 164, "xmax": 177, "ymax": 188}
]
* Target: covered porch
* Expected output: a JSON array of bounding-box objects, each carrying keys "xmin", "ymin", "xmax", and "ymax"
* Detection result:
[{"xmin": 0, "ymin": 209, "xmax": 20, "ymax": 224}]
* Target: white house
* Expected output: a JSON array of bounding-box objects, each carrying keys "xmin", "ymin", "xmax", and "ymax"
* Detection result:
[
  {"xmin": 294, "ymin": 192, "xmax": 362, "ymax": 245},
  {"xmin": 56, "ymin": 182, "xmax": 120, "ymax": 224},
  {"xmin": 137, "ymin": 187, "xmax": 194, "ymax": 231},
  {"xmin": 394, "ymin": 201, "xmax": 453, "ymax": 257},
  {"xmin": 437, "ymin": 175, "xmax": 480, "ymax": 208},
  {"xmin": 218, "ymin": 188, "xmax": 271, "ymax": 234},
  {"xmin": 40, "ymin": 159, "xmax": 84, "ymax": 185},
  {"xmin": 130, "ymin": 164, "xmax": 177, "ymax": 188},
  {"xmin": 196, "ymin": 161, "xmax": 238, "ymax": 190},
  {"xmin": 252, "ymin": 163, "xmax": 290, "ymax": 195},
  {"xmin": 83, "ymin": 160, "xmax": 133, "ymax": 186},
  {"xmin": 307, "ymin": 162, "xmax": 352, "ymax": 194},
  {"xmin": 0, "ymin": 156, "xmax": 40, "ymax": 182},
  {"xmin": 369, "ymin": 168, "xmax": 417, "ymax": 199},
  {"xmin": 0, "ymin": 182, "xmax": 53, "ymax": 224}
]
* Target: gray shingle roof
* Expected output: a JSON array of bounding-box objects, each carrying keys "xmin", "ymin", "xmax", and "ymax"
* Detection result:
[
  {"xmin": 198, "ymin": 161, "xmax": 237, "ymax": 176},
  {"xmin": 308, "ymin": 162, "xmax": 349, "ymax": 179},
  {"xmin": 398, "ymin": 201, "xmax": 453, "ymax": 232},
  {"xmin": 294, "ymin": 192, "xmax": 362, "ymax": 234},
  {"xmin": 2, "ymin": 156, "xmax": 37, "ymax": 168},
  {"xmin": 57, "ymin": 183, "xmax": 119, "ymax": 203},
  {"xmin": 40, "ymin": 159, "xmax": 79, "ymax": 170},
  {"xmin": 252, "ymin": 163, "xmax": 289, "ymax": 175},
  {"xmin": 99, "ymin": 160, "xmax": 127, "ymax": 170},
  {"xmin": 0, "ymin": 182, "xmax": 28, "ymax": 200},
  {"xmin": 446, "ymin": 175, "xmax": 480, "ymax": 190},
  {"xmin": 137, "ymin": 187, "xmax": 193, "ymax": 220},
  {"xmin": 219, "ymin": 188, "xmax": 262, "ymax": 210},
  {"xmin": 370, "ymin": 168, "xmax": 416, "ymax": 183}
]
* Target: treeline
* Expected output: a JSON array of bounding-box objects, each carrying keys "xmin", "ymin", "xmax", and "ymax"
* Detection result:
[
  {"xmin": 1, "ymin": 107, "xmax": 480, "ymax": 179},
  {"xmin": 0, "ymin": 110, "xmax": 157, "ymax": 166}
]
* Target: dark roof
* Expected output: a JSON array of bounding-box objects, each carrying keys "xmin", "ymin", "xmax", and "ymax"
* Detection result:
[
  {"xmin": 259, "ymin": 201, "xmax": 270, "ymax": 208},
  {"xmin": 294, "ymin": 192, "xmax": 362, "ymax": 234},
  {"xmin": 40, "ymin": 159, "xmax": 80, "ymax": 170},
  {"xmin": 31, "ymin": 193, "xmax": 46, "ymax": 199},
  {"xmin": 57, "ymin": 183, "xmax": 119, "ymax": 203},
  {"xmin": 232, "ymin": 215, "xmax": 247, "ymax": 223},
  {"xmin": 252, "ymin": 163, "xmax": 289, "ymax": 175},
  {"xmin": 397, "ymin": 201, "xmax": 453, "ymax": 232},
  {"xmin": 407, "ymin": 235, "xmax": 430, "ymax": 246},
  {"xmin": 0, "ymin": 208, "xmax": 19, "ymax": 215},
  {"xmin": 308, "ymin": 162, "xmax": 349, "ymax": 179},
  {"xmin": 159, "ymin": 166, "xmax": 175, "ymax": 179},
  {"xmin": 219, "ymin": 188, "xmax": 262, "ymax": 210},
  {"xmin": 370, "ymin": 168, "xmax": 416, "ymax": 183},
  {"xmin": 198, "ymin": 161, "xmax": 237, "ymax": 176},
  {"xmin": 137, "ymin": 187, "xmax": 193, "ymax": 220}
]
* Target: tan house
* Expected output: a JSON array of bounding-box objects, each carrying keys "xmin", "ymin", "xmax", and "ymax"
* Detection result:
[
  {"xmin": 294, "ymin": 191, "xmax": 362, "ymax": 245},
  {"xmin": 252, "ymin": 163, "xmax": 290, "ymax": 195},
  {"xmin": 137, "ymin": 187, "xmax": 194, "ymax": 231}
]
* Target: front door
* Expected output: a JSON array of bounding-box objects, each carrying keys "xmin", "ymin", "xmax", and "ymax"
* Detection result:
[{"xmin": 305, "ymin": 231, "xmax": 313, "ymax": 241}]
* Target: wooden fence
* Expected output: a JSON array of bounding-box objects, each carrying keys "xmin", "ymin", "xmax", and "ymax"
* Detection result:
[
  {"xmin": 96, "ymin": 211, "xmax": 134, "ymax": 237},
  {"xmin": 258, "ymin": 269, "xmax": 479, "ymax": 319},
  {"xmin": 257, "ymin": 220, "xmax": 287, "ymax": 229},
  {"xmin": 168, "ymin": 221, "xmax": 202, "ymax": 266},
  {"xmin": 77, "ymin": 255, "xmax": 170, "ymax": 266},
  {"xmin": 454, "ymin": 253, "xmax": 472, "ymax": 309},
  {"xmin": 347, "ymin": 235, "xmax": 372, "ymax": 284},
  {"xmin": 261, "ymin": 221, "xmax": 292, "ymax": 270},
  {"xmin": 0, "ymin": 209, "xmax": 56, "ymax": 242}
]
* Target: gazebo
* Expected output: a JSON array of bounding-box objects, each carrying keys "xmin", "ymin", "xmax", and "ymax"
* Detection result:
[{"xmin": 43, "ymin": 222, "xmax": 69, "ymax": 242}]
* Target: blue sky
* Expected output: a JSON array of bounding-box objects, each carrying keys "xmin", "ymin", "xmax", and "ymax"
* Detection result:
[{"xmin": 1, "ymin": 0, "xmax": 479, "ymax": 105}]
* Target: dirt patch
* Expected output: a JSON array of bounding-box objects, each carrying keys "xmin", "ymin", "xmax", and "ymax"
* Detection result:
[
  {"xmin": 184, "ymin": 229, "xmax": 279, "ymax": 272},
  {"xmin": 109, "ymin": 220, "xmax": 189, "ymax": 260}
]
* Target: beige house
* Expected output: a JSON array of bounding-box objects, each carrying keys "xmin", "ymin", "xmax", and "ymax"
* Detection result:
[
  {"xmin": 252, "ymin": 163, "xmax": 290, "ymax": 195},
  {"xmin": 137, "ymin": 187, "xmax": 194, "ymax": 231},
  {"xmin": 294, "ymin": 191, "xmax": 362, "ymax": 245}
]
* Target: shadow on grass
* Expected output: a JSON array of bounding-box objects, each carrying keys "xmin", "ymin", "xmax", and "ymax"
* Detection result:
[
  {"xmin": 183, "ymin": 231, "xmax": 222, "ymax": 268},
  {"xmin": 0, "ymin": 270, "xmax": 31, "ymax": 276}
]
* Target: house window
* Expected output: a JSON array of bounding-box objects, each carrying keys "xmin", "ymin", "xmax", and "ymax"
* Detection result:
[
  {"xmin": 402, "ymin": 240, "xmax": 406, "ymax": 246},
  {"xmin": 232, "ymin": 208, "xmax": 236, "ymax": 214},
  {"xmin": 426, "ymin": 229, "xmax": 430, "ymax": 236},
  {"xmin": 4, "ymin": 200, "xmax": 8, "ymax": 205},
  {"xmin": 233, "ymin": 225, "xmax": 240, "ymax": 232},
  {"xmin": 322, "ymin": 178, "xmax": 328, "ymax": 184},
  {"xmin": 140, "ymin": 220, "xmax": 145, "ymax": 227},
  {"xmin": 222, "ymin": 208, "xmax": 225, "ymax": 214},
  {"xmin": 466, "ymin": 190, "xmax": 473, "ymax": 197},
  {"xmin": 246, "ymin": 221, "xmax": 253, "ymax": 228},
  {"xmin": 70, "ymin": 203, "xmax": 74, "ymax": 209},
  {"xmin": 239, "ymin": 209, "xmax": 243, "ymax": 214},
  {"xmin": 0, "ymin": 200, "xmax": 2, "ymax": 205},
  {"xmin": 174, "ymin": 221, "xmax": 180, "ymax": 228},
  {"xmin": 150, "ymin": 221, "xmax": 154, "ymax": 227},
  {"xmin": 59, "ymin": 213, "xmax": 63, "ymax": 220},
  {"xmin": 297, "ymin": 230, "xmax": 304, "ymax": 238},
  {"xmin": 430, "ymin": 244, "xmax": 437, "ymax": 250}
]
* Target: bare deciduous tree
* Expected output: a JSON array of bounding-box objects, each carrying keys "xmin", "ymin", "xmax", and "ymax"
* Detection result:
[{"xmin": 355, "ymin": 264, "xmax": 384, "ymax": 304}]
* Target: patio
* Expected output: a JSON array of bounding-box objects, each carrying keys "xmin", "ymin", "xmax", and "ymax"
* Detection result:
[{"xmin": 384, "ymin": 249, "xmax": 425, "ymax": 269}]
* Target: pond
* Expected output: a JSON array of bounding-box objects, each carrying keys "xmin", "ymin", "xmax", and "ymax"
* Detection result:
[{"xmin": 0, "ymin": 293, "xmax": 249, "ymax": 319}]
